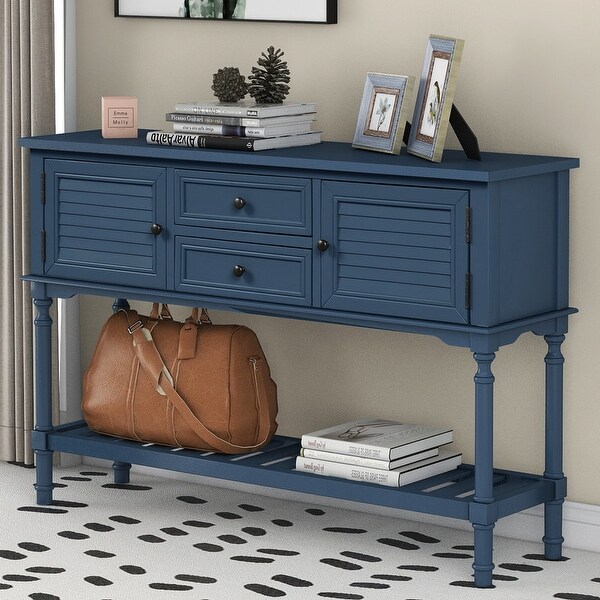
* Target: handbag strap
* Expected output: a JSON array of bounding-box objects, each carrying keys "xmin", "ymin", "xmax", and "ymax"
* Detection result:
[{"xmin": 123, "ymin": 310, "xmax": 273, "ymax": 454}]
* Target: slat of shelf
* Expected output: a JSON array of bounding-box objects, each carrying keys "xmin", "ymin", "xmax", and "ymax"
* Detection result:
[
  {"xmin": 422, "ymin": 471, "xmax": 506, "ymax": 500},
  {"xmin": 44, "ymin": 423, "xmax": 555, "ymax": 523}
]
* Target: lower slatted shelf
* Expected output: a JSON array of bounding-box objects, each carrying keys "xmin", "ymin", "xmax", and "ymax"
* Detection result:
[{"xmin": 45, "ymin": 421, "xmax": 556, "ymax": 521}]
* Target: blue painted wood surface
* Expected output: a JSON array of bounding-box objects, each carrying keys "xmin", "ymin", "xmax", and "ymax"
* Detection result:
[{"xmin": 21, "ymin": 130, "xmax": 578, "ymax": 587}]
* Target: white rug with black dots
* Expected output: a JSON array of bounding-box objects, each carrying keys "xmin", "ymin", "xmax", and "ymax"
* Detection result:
[{"xmin": 1, "ymin": 461, "xmax": 599, "ymax": 600}]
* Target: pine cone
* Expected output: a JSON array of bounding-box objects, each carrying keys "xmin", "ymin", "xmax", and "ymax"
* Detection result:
[
  {"xmin": 248, "ymin": 46, "xmax": 291, "ymax": 104},
  {"xmin": 211, "ymin": 67, "xmax": 247, "ymax": 103}
]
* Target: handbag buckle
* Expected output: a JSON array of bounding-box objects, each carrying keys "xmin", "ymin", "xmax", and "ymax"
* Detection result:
[{"xmin": 127, "ymin": 320, "xmax": 143, "ymax": 334}]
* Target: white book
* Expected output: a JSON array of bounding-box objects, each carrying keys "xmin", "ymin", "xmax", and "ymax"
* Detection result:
[
  {"xmin": 299, "ymin": 446, "xmax": 440, "ymax": 470},
  {"xmin": 301, "ymin": 418, "xmax": 453, "ymax": 461},
  {"xmin": 165, "ymin": 112, "xmax": 317, "ymax": 127},
  {"xmin": 174, "ymin": 101, "xmax": 317, "ymax": 118},
  {"xmin": 172, "ymin": 121, "xmax": 313, "ymax": 138},
  {"xmin": 295, "ymin": 449, "xmax": 462, "ymax": 488}
]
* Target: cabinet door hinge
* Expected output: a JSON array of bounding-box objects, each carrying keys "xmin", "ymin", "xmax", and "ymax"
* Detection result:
[
  {"xmin": 465, "ymin": 206, "xmax": 471, "ymax": 243},
  {"xmin": 465, "ymin": 272, "xmax": 471, "ymax": 309},
  {"xmin": 41, "ymin": 172, "xmax": 46, "ymax": 205},
  {"xmin": 41, "ymin": 230, "xmax": 46, "ymax": 263}
]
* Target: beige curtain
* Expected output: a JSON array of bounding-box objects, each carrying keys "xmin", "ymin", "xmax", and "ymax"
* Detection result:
[{"xmin": 0, "ymin": 1, "xmax": 55, "ymax": 465}]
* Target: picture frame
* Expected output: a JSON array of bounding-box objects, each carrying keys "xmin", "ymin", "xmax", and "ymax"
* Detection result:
[
  {"xmin": 352, "ymin": 72, "xmax": 415, "ymax": 155},
  {"xmin": 406, "ymin": 35, "xmax": 464, "ymax": 163},
  {"xmin": 114, "ymin": 0, "xmax": 337, "ymax": 24}
]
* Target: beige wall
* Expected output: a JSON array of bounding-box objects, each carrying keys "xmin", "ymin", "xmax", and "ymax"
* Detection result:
[{"xmin": 76, "ymin": 1, "xmax": 599, "ymax": 504}]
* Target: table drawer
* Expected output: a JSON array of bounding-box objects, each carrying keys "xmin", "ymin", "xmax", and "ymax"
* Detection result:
[
  {"xmin": 175, "ymin": 236, "xmax": 311, "ymax": 305},
  {"xmin": 174, "ymin": 169, "xmax": 311, "ymax": 235}
]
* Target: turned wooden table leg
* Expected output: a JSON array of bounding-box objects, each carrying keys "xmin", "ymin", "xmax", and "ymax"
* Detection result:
[
  {"xmin": 33, "ymin": 295, "xmax": 54, "ymax": 505},
  {"xmin": 543, "ymin": 334, "xmax": 566, "ymax": 560},
  {"xmin": 472, "ymin": 352, "xmax": 496, "ymax": 588}
]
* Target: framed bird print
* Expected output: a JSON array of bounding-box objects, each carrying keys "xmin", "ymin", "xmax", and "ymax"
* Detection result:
[
  {"xmin": 352, "ymin": 73, "xmax": 415, "ymax": 154},
  {"xmin": 115, "ymin": 0, "xmax": 337, "ymax": 23},
  {"xmin": 407, "ymin": 35, "xmax": 464, "ymax": 162}
]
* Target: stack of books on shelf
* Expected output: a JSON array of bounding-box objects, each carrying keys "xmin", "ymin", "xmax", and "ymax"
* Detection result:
[
  {"xmin": 295, "ymin": 418, "xmax": 461, "ymax": 488},
  {"xmin": 146, "ymin": 100, "xmax": 321, "ymax": 152}
]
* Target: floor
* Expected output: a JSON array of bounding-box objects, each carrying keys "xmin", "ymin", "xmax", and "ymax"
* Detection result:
[{"xmin": 1, "ymin": 461, "xmax": 599, "ymax": 600}]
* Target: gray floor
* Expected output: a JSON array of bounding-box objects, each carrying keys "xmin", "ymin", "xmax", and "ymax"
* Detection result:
[{"xmin": 1, "ymin": 461, "xmax": 599, "ymax": 600}]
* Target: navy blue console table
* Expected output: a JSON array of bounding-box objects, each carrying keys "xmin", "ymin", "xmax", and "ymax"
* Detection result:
[{"xmin": 21, "ymin": 130, "xmax": 579, "ymax": 587}]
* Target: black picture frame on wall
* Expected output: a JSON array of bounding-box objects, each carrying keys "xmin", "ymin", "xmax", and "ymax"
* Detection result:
[{"xmin": 114, "ymin": 0, "xmax": 337, "ymax": 24}]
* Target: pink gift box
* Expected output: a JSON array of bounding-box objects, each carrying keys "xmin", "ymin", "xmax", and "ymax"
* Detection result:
[{"xmin": 102, "ymin": 96, "xmax": 138, "ymax": 138}]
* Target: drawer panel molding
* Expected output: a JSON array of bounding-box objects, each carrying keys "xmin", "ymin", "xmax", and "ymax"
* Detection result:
[
  {"xmin": 174, "ymin": 169, "xmax": 312, "ymax": 235},
  {"xmin": 175, "ymin": 236, "xmax": 311, "ymax": 306}
]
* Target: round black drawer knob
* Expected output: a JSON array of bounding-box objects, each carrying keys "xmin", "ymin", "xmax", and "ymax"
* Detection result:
[
  {"xmin": 151, "ymin": 223, "xmax": 163, "ymax": 236},
  {"xmin": 234, "ymin": 197, "xmax": 247, "ymax": 209},
  {"xmin": 317, "ymin": 239, "xmax": 330, "ymax": 252},
  {"xmin": 233, "ymin": 265, "xmax": 246, "ymax": 277}
]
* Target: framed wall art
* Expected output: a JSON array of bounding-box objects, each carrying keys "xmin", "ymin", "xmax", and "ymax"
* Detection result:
[
  {"xmin": 406, "ymin": 35, "xmax": 464, "ymax": 162},
  {"xmin": 115, "ymin": 0, "xmax": 337, "ymax": 23},
  {"xmin": 352, "ymin": 72, "xmax": 415, "ymax": 155}
]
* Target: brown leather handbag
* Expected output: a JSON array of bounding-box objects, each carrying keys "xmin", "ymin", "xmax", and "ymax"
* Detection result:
[{"xmin": 81, "ymin": 304, "xmax": 278, "ymax": 453}]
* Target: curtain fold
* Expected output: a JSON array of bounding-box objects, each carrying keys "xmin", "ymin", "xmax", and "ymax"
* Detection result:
[{"xmin": 0, "ymin": 0, "xmax": 55, "ymax": 465}]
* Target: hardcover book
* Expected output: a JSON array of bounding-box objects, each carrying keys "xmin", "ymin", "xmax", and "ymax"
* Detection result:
[
  {"xmin": 299, "ymin": 446, "xmax": 440, "ymax": 470},
  {"xmin": 146, "ymin": 131, "xmax": 321, "ymax": 151},
  {"xmin": 165, "ymin": 112, "xmax": 317, "ymax": 127},
  {"xmin": 301, "ymin": 419, "xmax": 453, "ymax": 461},
  {"xmin": 295, "ymin": 448, "xmax": 462, "ymax": 488},
  {"xmin": 172, "ymin": 121, "xmax": 313, "ymax": 138},
  {"xmin": 174, "ymin": 101, "xmax": 317, "ymax": 118}
]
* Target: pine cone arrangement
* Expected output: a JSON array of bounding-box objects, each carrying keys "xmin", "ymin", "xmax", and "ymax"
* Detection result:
[
  {"xmin": 211, "ymin": 67, "xmax": 247, "ymax": 103},
  {"xmin": 248, "ymin": 46, "xmax": 291, "ymax": 104}
]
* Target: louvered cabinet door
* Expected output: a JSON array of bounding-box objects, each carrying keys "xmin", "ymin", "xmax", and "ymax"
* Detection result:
[
  {"xmin": 321, "ymin": 181, "xmax": 470, "ymax": 324},
  {"xmin": 44, "ymin": 160, "xmax": 167, "ymax": 287}
]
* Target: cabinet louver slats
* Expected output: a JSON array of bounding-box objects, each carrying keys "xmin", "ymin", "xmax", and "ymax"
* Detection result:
[
  {"xmin": 321, "ymin": 181, "xmax": 469, "ymax": 324},
  {"xmin": 44, "ymin": 160, "xmax": 167, "ymax": 287}
]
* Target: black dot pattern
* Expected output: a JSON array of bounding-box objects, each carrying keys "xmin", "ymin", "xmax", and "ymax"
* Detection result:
[
  {"xmin": 242, "ymin": 526, "xmax": 267, "ymax": 536},
  {"xmin": 84, "ymin": 575, "xmax": 113, "ymax": 586},
  {"xmin": 175, "ymin": 574, "xmax": 217, "ymax": 584},
  {"xmin": 244, "ymin": 583, "xmax": 286, "ymax": 597},
  {"xmin": 257, "ymin": 549, "xmax": 299, "ymax": 556},
  {"xmin": 85, "ymin": 550, "xmax": 115, "ymax": 558},
  {"xmin": 176, "ymin": 495, "xmax": 207, "ymax": 504},
  {"xmin": 149, "ymin": 582, "xmax": 193, "ymax": 591},
  {"xmin": 120, "ymin": 565, "xmax": 146, "ymax": 575},
  {"xmin": 499, "ymin": 562, "xmax": 544, "ymax": 572},
  {"xmin": 376, "ymin": 538, "xmax": 419, "ymax": 550},
  {"xmin": 320, "ymin": 558, "xmax": 363, "ymax": 570},
  {"xmin": 18, "ymin": 543, "xmax": 49, "ymax": 553},
  {"xmin": 231, "ymin": 555, "xmax": 275, "ymax": 563},
  {"xmin": 238, "ymin": 503, "xmax": 264, "ymax": 512},
  {"xmin": 554, "ymin": 595, "xmax": 600, "ymax": 600},
  {"xmin": 102, "ymin": 483, "xmax": 152, "ymax": 491},
  {"xmin": 0, "ymin": 550, "xmax": 27, "ymax": 560},
  {"xmin": 272, "ymin": 574, "xmax": 313, "ymax": 587},
  {"xmin": 109, "ymin": 515, "xmax": 140, "ymax": 525},
  {"xmin": 194, "ymin": 543, "xmax": 223, "ymax": 552},
  {"xmin": 2, "ymin": 464, "xmax": 595, "ymax": 599}
]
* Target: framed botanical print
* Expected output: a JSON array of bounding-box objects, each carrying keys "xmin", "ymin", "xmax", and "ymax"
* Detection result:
[
  {"xmin": 115, "ymin": 0, "xmax": 337, "ymax": 23},
  {"xmin": 352, "ymin": 73, "xmax": 414, "ymax": 155},
  {"xmin": 406, "ymin": 35, "xmax": 464, "ymax": 162}
]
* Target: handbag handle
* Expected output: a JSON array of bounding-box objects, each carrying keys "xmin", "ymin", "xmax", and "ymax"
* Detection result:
[
  {"xmin": 124, "ymin": 310, "xmax": 272, "ymax": 454},
  {"xmin": 148, "ymin": 303, "xmax": 212, "ymax": 325}
]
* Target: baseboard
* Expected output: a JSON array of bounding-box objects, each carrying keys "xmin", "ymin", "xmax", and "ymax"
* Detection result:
[{"xmin": 83, "ymin": 458, "xmax": 600, "ymax": 554}]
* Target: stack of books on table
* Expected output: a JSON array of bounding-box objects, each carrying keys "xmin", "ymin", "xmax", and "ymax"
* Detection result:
[
  {"xmin": 295, "ymin": 418, "xmax": 461, "ymax": 488},
  {"xmin": 146, "ymin": 101, "xmax": 321, "ymax": 151}
]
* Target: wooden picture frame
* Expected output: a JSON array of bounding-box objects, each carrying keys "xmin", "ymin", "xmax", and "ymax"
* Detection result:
[
  {"xmin": 407, "ymin": 35, "xmax": 464, "ymax": 162},
  {"xmin": 352, "ymin": 73, "xmax": 414, "ymax": 155},
  {"xmin": 115, "ymin": 0, "xmax": 337, "ymax": 24}
]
